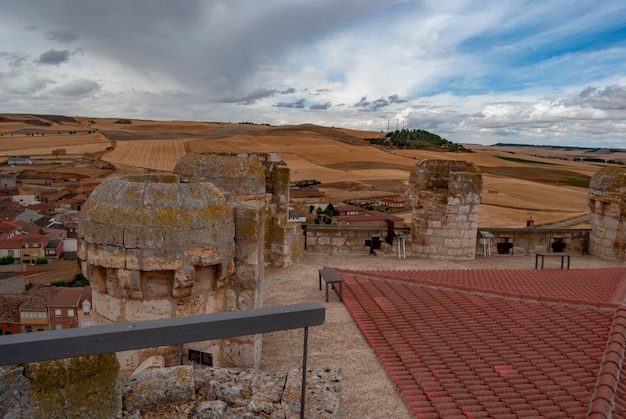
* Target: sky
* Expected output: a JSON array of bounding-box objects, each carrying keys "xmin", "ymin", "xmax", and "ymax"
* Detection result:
[{"xmin": 1, "ymin": 0, "xmax": 626, "ymax": 147}]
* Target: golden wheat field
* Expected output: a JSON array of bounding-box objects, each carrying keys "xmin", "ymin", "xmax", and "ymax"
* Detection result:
[
  {"xmin": 101, "ymin": 138, "xmax": 189, "ymax": 172},
  {"xmin": 0, "ymin": 114, "xmax": 616, "ymax": 228}
]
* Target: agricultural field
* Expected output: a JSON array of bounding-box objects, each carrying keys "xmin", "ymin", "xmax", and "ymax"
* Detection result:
[
  {"xmin": 0, "ymin": 113, "xmax": 618, "ymax": 228},
  {"xmin": 0, "ymin": 132, "xmax": 110, "ymax": 158},
  {"xmin": 101, "ymin": 138, "xmax": 189, "ymax": 172}
]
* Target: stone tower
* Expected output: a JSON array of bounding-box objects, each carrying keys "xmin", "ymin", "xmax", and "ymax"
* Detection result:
[
  {"xmin": 174, "ymin": 152, "xmax": 303, "ymax": 267},
  {"xmin": 588, "ymin": 166, "xmax": 626, "ymax": 259},
  {"xmin": 409, "ymin": 159, "xmax": 483, "ymax": 259},
  {"xmin": 77, "ymin": 173, "xmax": 263, "ymax": 374}
]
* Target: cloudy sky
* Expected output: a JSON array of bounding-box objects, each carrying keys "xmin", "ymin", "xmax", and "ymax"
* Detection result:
[{"xmin": 1, "ymin": 1, "xmax": 626, "ymax": 147}]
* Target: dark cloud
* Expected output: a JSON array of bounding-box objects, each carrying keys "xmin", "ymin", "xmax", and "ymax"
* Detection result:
[
  {"xmin": 2, "ymin": 1, "xmax": 394, "ymax": 98},
  {"xmin": 354, "ymin": 95, "xmax": 407, "ymax": 111},
  {"xmin": 563, "ymin": 84, "xmax": 626, "ymax": 110},
  {"xmin": 0, "ymin": 52, "xmax": 26, "ymax": 68},
  {"xmin": 274, "ymin": 98, "xmax": 306, "ymax": 108},
  {"xmin": 280, "ymin": 87, "xmax": 296, "ymax": 94},
  {"xmin": 36, "ymin": 49, "xmax": 70, "ymax": 65},
  {"xmin": 54, "ymin": 79, "xmax": 100, "ymax": 96},
  {"xmin": 220, "ymin": 89, "xmax": 277, "ymax": 105},
  {"xmin": 310, "ymin": 102, "xmax": 331, "ymax": 110},
  {"xmin": 46, "ymin": 28, "xmax": 80, "ymax": 43}
]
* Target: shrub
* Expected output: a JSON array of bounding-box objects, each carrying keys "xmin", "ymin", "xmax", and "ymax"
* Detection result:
[
  {"xmin": 0, "ymin": 255, "xmax": 15, "ymax": 265},
  {"xmin": 35, "ymin": 257, "xmax": 48, "ymax": 265}
]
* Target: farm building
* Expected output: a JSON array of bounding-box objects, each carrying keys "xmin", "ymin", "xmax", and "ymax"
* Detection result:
[{"xmin": 7, "ymin": 156, "xmax": 32, "ymax": 166}]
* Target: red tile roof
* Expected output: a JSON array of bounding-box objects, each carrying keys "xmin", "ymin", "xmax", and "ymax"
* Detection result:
[
  {"xmin": 333, "ymin": 267, "xmax": 626, "ymax": 418},
  {"xmin": 20, "ymin": 287, "xmax": 60, "ymax": 310},
  {"xmin": 48, "ymin": 287, "xmax": 84, "ymax": 307},
  {"xmin": 0, "ymin": 294, "xmax": 23, "ymax": 322},
  {"xmin": 0, "ymin": 220, "xmax": 20, "ymax": 235}
]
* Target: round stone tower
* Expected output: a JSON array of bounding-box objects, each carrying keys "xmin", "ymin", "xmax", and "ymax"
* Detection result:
[
  {"xmin": 77, "ymin": 174, "xmax": 243, "ymax": 373},
  {"xmin": 409, "ymin": 159, "xmax": 483, "ymax": 259},
  {"xmin": 588, "ymin": 166, "xmax": 626, "ymax": 260}
]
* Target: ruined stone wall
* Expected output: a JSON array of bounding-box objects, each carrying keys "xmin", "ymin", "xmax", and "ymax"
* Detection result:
[
  {"xmin": 588, "ymin": 166, "xmax": 626, "ymax": 260},
  {"xmin": 475, "ymin": 228, "xmax": 590, "ymax": 256},
  {"xmin": 409, "ymin": 159, "xmax": 483, "ymax": 259},
  {"xmin": 174, "ymin": 152, "xmax": 303, "ymax": 267},
  {"xmin": 304, "ymin": 225, "xmax": 389, "ymax": 255}
]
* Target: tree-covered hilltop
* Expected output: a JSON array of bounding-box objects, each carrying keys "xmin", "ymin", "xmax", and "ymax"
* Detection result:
[{"xmin": 367, "ymin": 129, "xmax": 469, "ymax": 152}]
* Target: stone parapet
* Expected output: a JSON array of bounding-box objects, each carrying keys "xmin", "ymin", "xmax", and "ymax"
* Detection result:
[{"xmin": 304, "ymin": 225, "xmax": 389, "ymax": 255}]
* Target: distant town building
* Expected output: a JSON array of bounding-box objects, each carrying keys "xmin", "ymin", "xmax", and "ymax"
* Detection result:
[
  {"xmin": 11, "ymin": 195, "xmax": 38, "ymax": 206},
  {"xmin": 48, "ymin": 287, "xmax": 91, "ymax": 330},
  {"xmin": 377, "ymin": 198, "xmax": 405, "ymax": 208},
  {"xmin": 0, "ymin": 173, "xmax": 17, "ymax": 189},
  {"xmin": 19, "ymin": 287, "xmax": 59, "ymax": 333},
  {"xmin": 0, "ymin": 220, "xmax": 21, "ymax": 239},
  {"xmin": 337, "ymin": 210, "xmax": 404, "ymax": 228},
  {"xmin": 288, "ymin": 208, "xmax": 307, "ymax": 223},
  {"xmin": 336, "ymin": 204, "xmax": 363, "ymax": 216},
  {"xmin": 289, "ymin": 187, "xmax": 322, "ymax": 198},
  {"xmin": 7, "ymin": 156, "xmax": 32, "ymax": 166}
]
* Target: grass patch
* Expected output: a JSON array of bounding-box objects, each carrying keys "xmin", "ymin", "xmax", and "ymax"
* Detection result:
[
  {"xmin": 495, "ymin": 156, "xmax": 556, "ymax": 165},
  {"xmin": 480, "ymin": 166, "xmax": 591, "ymax": 188}
]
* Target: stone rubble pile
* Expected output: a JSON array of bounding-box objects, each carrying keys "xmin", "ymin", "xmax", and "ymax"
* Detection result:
[
  {"xmin": 122, "ymin": 365, "xmax": 342, "ymax": 418},
  {"xmin": 1, "ymin": 363, "xmax": 342, "ymax": 418}
]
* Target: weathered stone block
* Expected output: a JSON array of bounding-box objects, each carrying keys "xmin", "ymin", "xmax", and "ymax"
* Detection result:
[
  {"xmin": 0, "ymin": 366, "xmax": 32, "ymax": 418},
  {"xmin": 122, "ymin": 365, "xmax": 194, "ymax": 412},
  {"xmin": 24, "ymin": 354, "xmax": 120, "ymax": 419}
]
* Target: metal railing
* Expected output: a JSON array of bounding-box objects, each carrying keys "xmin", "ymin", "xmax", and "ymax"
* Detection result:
[{"xmin": 0, "ymin": 302, "xmax": 325, "ymax": 418}]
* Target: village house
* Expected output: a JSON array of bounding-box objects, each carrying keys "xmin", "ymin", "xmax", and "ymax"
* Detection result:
[
  {"xmin": 48, "ymin": 287, "xmax": 91, "ymax": 330},
  {"xmin": 337, "ymin": 210, "xmax": 404, "ymax": 228},
  {"xmin": 0, "ymin": 220, "xmax": 21, "ymax": 239},
  {"xmin": 288, "ymin": 208, "xmax": 307, "ymax": 223},
  {"xmin": 0, "ymin": 237, "xmax": 22, "ymax": 260},
  {"xmin": 0, "ymin": 173, "xmax": 17, "ymax": 189},
  {"xmin": 11, "ymin": 195, "xmax": 38, "ymax": 207},
  {"xmin": 39, "ymin": 188, "xmax": 71, "ymax": 204},
  {"xmin": 336, "ymin": 204, "xmax": 404, "ymax": 228},
  {"xmin": 19, "ymin": 287, "xmax": 59, "ymax": 333},
  {"xmin": 77, "ymin": 286, "xmax": 93, "ymax": 328},
  {"xmin": 19, "ymin": 233, "xmax": 61, "ymax": 264},
  {"xmin": 44, "ymin": 236, "xmax": 64, "ymax": 260},
  {"xmin": 58, "ymin": 197, "xmax": 86, "ymax": 211},
  {"xmin": 337, "ymin": 204, "xmax": 364, "ymax": 216}
]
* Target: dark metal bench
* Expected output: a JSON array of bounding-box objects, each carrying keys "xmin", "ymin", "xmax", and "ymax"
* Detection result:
[
  {"xmin": 319, "ymin": 268, "xmax": 343, "ymax": 302},
  {"xmin": 535, "ymin": 252, "xmax": 571, "ymax": 269}
]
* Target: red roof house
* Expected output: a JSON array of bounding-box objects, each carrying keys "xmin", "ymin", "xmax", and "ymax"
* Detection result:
[{"xmin": 48, "ymin": 287, "xmax": 85, "ymax": 331}]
